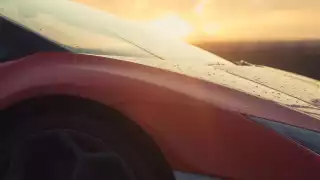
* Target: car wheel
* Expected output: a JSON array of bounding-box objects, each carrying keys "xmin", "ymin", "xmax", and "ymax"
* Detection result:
[{"xmin": 2, "ymin": 107, "xmax": 175, "ymax": 180}]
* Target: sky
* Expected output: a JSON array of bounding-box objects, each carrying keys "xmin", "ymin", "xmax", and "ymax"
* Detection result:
[{"xmin": 75, "ymin": 0, "xmax": 320, "ymax": 42}]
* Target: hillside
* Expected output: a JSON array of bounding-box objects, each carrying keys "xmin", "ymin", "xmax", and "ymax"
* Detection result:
[{"xmin": 193, "ymin": 40, "xmax": 320, "ymax": 80}]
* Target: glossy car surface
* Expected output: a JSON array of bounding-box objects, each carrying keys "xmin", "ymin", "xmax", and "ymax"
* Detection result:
[{"xmin": 1, "ymin": 0, "xmax": 320, "ymax": 179}]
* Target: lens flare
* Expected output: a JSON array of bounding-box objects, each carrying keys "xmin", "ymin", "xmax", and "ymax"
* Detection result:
[
  {"xmin": 194, "ymin": 0, "xmax": 209, "ymax": 16},
  {"xmin": 148, "ymin": 14, "xmax": 193, "ymax": 39}
]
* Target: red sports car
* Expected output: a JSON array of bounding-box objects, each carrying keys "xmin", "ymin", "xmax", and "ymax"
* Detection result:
[{"xmin": 0, "ymin": 0, "xmax": 320, "ymax": 180}]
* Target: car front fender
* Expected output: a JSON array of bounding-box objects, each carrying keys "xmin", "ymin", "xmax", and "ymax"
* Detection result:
[{"xmin": 1, "ymin": 52, "xmax": 320, "ymax": 180}]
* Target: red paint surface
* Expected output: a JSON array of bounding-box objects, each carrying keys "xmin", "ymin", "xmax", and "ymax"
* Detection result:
[{"xmin": 1, "ymin": 52, "xmax": 320, "ymax": 179}]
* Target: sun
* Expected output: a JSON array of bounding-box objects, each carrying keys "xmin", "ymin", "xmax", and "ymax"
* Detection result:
[{"xmin": 148, "ymin": 14, "xmax": 194, "ymax": 39}]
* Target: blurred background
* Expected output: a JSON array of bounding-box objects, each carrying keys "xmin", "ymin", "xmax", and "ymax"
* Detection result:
[{"xmin": 75, "ymin": 0, "xmax": 320, "ymax": 80}]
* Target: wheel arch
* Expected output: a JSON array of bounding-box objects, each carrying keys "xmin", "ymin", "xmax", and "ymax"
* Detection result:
[
  {"xmin": 3, "ymin": 94, "xmax": 165, "ymax": 155},
  {"xmin": 2, "ymin": 94, "xmax": 175, "ymax": 177}
]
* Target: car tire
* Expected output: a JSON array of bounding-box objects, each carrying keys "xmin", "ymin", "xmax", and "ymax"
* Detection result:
[{"xmin": 3, "ymin": 103, "xmax": 175, "ymax": 180}]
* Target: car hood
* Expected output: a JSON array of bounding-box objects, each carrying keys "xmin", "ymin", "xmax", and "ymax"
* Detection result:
[
  {"xmin": 218, "ymin": 65, "xmax": 320, "ymax": 118},
  {"xmin": 98, "ymin": 54, "xmax": 320, "ymax": 119}
]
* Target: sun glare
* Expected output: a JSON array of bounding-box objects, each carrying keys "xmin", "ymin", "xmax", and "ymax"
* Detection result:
[
  {"xmin": 203, "ymin": 23, "xmax": 220, "ymax": 35},
  {"xmin": 148, "ymin": 14, "xmax": 194, "ymax": 39}
]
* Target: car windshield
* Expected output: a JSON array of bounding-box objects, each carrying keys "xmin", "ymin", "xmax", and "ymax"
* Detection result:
[{"xmin": 0, "ymin": 0, "xmax": 232, "ymax": 65}]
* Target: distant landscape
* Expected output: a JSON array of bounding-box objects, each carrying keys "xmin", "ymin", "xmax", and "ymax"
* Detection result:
[{"xmin": 193, "ymin": 40, "xmax": 320, "ymax": 80}]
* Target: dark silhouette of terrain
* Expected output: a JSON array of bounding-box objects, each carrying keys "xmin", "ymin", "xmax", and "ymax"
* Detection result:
[{"xmin": 193, "ymin": 40, "xmax": 320, "ymax": 80}]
